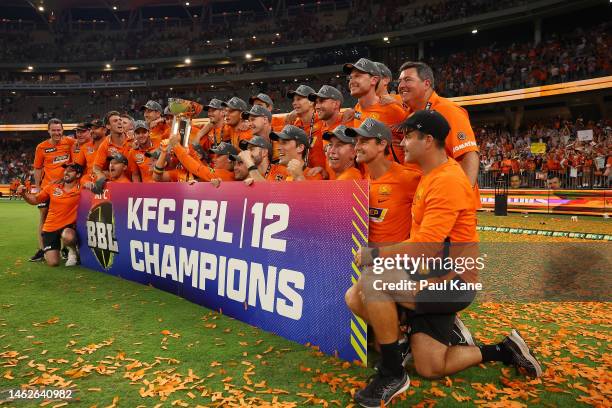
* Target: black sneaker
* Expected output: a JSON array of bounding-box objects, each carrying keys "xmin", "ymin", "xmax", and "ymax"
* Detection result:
[
  {"xmin": 451, "ymin": 315, "xmax": 476, "ymax": 346},
  {"xmin": 61, "ymin": 247, "xmax": 68, "ymax": 260},
  {"xmin": 502, "ymin": 329, "xmax": 543, "ymax": 377},
  {"xmin": 354, "ymin": 368, "xmax": 410, "ymax": 408},
  {"xmin": 29, "ymin": 249, "xmax": 44, "ymax": 262}
]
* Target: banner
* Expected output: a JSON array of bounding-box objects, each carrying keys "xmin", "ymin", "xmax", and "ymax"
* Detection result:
[
  {"xmin": 530, "ymin": 142, "xmax": 547, "ymax": 154},
  {"xmin": 479, "ymin": 189, "xmax": 611, "ymax": 215},
  {"xmin": 77, "ymin": 180, "xmax": 369, "ymax": 364},
  {"xmin": 577, "ymin": 129, "xmax": 593, "ymax": 141}
]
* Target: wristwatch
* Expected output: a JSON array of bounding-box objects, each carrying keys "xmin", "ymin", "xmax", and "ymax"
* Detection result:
[{"xmin": 248, "ymin": 165, "xmax": 258, "ymax": 172}]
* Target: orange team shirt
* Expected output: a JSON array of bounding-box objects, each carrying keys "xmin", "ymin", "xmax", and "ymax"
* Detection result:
[
  {"xmin": 127, "ymin": 140, "xmax": 161, "ymax": 183},
  {"xmin": 335, "ymin": 167, "xmax": 363, "ymax": 180},
  {"xmin": 264, "ymin": 164, "xmax": 289, "ymax": 181},
  {"xmin": 405, "ymin": 158, "xmax": 477, "ymax": 244},
  {"xmin": 354, "ymin": 100, "xmax": 409, "ymax": 163},
  {"xmin": 227, "ymin": 125, "xmax": 253, "ymax": 150},
  {"xmin": 294, "ymin": 113, "xmax": 326, "ymax": 169},
  {"xmin": 10, "ymin": 180, "xmax": 19, "ymax": 190},
  {"xmin": 35, "ymin": 183, "xmax": 81, "ymax": 232},
  {"xmin": 199, "ymin": 125, "xmax": 226, "ymax": 153},
  {"xmin": 109, "ymin": 175, "xmax": 131, "ymax": 183},
  {"xmin": 33, "ymin": 137, "xmax": 76, "ymax": 187},
  {"xmin": 271, "ymin": 115, "xmax": 286, "ymax": 132},
  {"xmin": 149, "ymin": 122, "xmax": 171, "ymax": 144},
  {"xmin": 173, "ymin": 145, "xmax": 234, "ymax": 181},
  {"xmin": 93, "ymin": 136, "xmax": 131, "ymax": 172},
  {"xmin": 74, "ymin": 140, "xmax": 102, "ymax": 183},
  {"xmin": 368, "ymin": 162, "xmax": 421, "ymax": 244},
  {"xmin": 25, "ymin": 179, "xmax": 32, "ymax": 190},
  {"xmin": 413, "ymin": 91, "xmax": 481, "ymax": 207}
]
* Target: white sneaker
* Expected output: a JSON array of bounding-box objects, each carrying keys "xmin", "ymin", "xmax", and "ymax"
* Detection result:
[{"xmin": 65, "ymin": 248, "xmax": 78, "ymax": 266}]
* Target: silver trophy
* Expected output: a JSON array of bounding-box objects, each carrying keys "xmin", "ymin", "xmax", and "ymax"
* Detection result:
[{"xmin": 167, "ymin": 98, "xmax": 203, "ymax": 147}]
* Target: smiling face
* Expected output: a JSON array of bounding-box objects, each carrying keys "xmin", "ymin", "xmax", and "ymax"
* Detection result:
[
  {"xmin": 75, "ymin": 128, "xmax": 90, "ymax": 145},
  {"xmin": 354, "ymin": 136, "xmax": 385, "ymax": 164},
  {"xmin": 348, "ymin": 69, "xmax": 378, "ymax": 98},
  {"xmin": 48, "ymin": 123, "xmax": 63, "ymax": 143},
  {"xmin": 315, "ymin": 98, "xmax": 339, "ymax": 121},
  {"xmin": 292, "ymin": 95, "xmax": 313, "ymax": 116},
  {"xmin": 106, "ymin": 115, "xmax": 123, "ymax": 135},
  {"xmin": 277, "ymin": 139, "xmax": 303, "ymax": 165},
  {"xmin": 233, "ymin": 159, "xmax": 248, "ymax": 180},
  {"xmin": 248, "ymin": 115, "xmax": 268, "ymax": 135},
  {"xmin": 326, "ymin": 136, "xmax": 355, "ymax": 172},
  {"xmin": 208, "ymin": 107, "xmax": 224, "ymax": 125},
  {"xmin": 247, "ymin": 145, "xmax": 267, "ymax": 166},
  {"xmin": 62, "ymin": 166, "xmax": 79, "ymax": 183},
  {"xmin": 134, "ymin": 128, "xmax": 150, "ymax": 147},
  {"xmin": 398, "ymin": 68, "xmax": 430, "ymax": 105},
  {"xmin": 143, "ymin": 108, "xmax": 160, "ymax": 124},
  {"xmin": 224, "ymin": 108, "xmax": 242, "ymax": 127},
  {"xmin": 212, "ymin": 153, "xmax": 231, "ymax": 170}
]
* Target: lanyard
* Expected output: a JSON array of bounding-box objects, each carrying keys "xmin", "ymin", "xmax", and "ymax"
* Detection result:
[
  {"xmin": 263, "ymin": 163, "xmax": 272, "ymax": 179},
  {"xmin": 305, "ymin": 112, "xmax": 315, "ymax": 167}
]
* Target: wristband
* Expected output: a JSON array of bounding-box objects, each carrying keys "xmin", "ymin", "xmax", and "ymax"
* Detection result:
[
  {"xmin": 371, "ymin": 247, "xmax": 380, "ymax": 260},
  {"xmin": 247, "ymin": 165, "xmax": 258, "ymax": 172}
]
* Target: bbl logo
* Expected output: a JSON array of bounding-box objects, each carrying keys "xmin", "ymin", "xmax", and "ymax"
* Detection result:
[{"xmin": 86, "ymin": 202, "xmax": 119, "ymax": 269}]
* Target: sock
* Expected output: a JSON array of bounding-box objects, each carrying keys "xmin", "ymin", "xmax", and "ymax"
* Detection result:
[
  {"xmin": 479, "ymin": 343, "xmax": 512, "ymax": 364},
  {"xmin": 67, "ymin": 247, "xmax": 77, "ymax": 257},
  {"xmin": 380, "ymin": 341, "xmax": 404, "ymax": 377}
]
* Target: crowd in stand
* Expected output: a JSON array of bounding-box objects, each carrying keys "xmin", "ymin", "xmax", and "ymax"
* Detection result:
[
  {"xmin": 430, "ymin": 23, "xmax": 611, "ymax": 97},
  {"xmin": 0, "ymin": 0, "xmax": 529, "ymax": 63},
  {"xmin": 478, "ymin": 118, "xmax": 612, "ymax": 189},
  {"xmin": 0, "ymin": 140, "xmax": 34, "ymax": 184}
]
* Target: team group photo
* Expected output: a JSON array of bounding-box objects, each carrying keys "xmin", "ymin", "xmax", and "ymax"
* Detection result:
[{"xmin": 0, "ymin": 0, "xmax": 610, "ymax": 407}]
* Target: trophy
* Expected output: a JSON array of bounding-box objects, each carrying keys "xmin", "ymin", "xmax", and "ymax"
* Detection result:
[{"xmin": 167, "ymin": 98, "xmax": 203, "ymax": 147}]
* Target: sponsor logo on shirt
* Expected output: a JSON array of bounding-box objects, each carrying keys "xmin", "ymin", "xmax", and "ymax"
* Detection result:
[
  {"xmin": 87, "ymin": 147, "xmax": 95, "ymax": 154},
  {"xmin": 52, "ymin": 154, "xmax": 70, "ymax": 164},
  {"xmin": 457, "ymin": 131, "xmax": 466, "ymax": 141},
  {"xmin": 452, "ymin": 140, "xmax": 477, "ymax": 153},
  {"xmin": 53, "ymin": 188, "xmax": 63, "ymax": 197},
  {"xmin": 44, "ymin": 147, "xmax": 57, "ymax": 153},
  {"xmin": 369, "ymin": 207, "xmax": 388, "ymax": 223},
  {"xmin": 354, "ymin": 111, "xmax": 362, "ymax": 120},
  {"xmin": 135, "ymin": 153, "xmax": 145, "ymax": 164}
]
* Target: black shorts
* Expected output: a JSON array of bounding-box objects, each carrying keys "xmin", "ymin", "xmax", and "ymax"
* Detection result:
[
  {"xmin": 409, "ymin": 277, "xmax": 476, "ymax": 346},
  {"xmin": 41, "ymin": 224, "xmax": 76, "ymax": 252},
  {"xmin": 37, "ymin": 199, "xmax": 50, "ymax": 209}
]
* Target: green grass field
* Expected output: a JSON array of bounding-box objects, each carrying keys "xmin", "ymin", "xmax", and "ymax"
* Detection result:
[{"xmin": 0, "ymin": 200, "xmax": 610, "ymax": 407}]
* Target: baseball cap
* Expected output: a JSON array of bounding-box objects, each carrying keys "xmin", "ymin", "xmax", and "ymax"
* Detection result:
[
  {"xmin": 375, "ymin": 62, "xmax": 392, "ymax": 79},
  {"xmin": 228, "ymin": 154, "xmax": 242, "ymax": 162},
  {"xmin": 270, "ymin": 125, "xmax": 309, "ymax": 147},
  {"xmin": 107, "ymin": 152, "xmax": 129, "ymax": 165},
  {"xmin": 61, "ymin": 162, "xmax": 84, "ymax": 173},
  {"xmin": 239, "ymin": 135, "xmax": 273, "ymax": 151},
  {"xmin": 397, "ymin": 110, "xmax": 450, "ymax": 142},
  {"xmin": 134, "ymin": 120, "xmax": 149, "ymax": 131},
  {"xmin": 209, "ymin": 141, "xmax": 238, "ymax": 156},
  {"xmin": 345, "ymin": 118, "xmax": 392, "ymax": 142},
  {"xmin": 140, "ymin": 100, "xmax": 163, "ymax": 112},
  {"xmin": 221, "ymin": 97, "xmax": 248, "ymax": 112},
  {"xmin": 308, "ymin": 85, "xmax": 344, "ymax": 103},
  {"xmin": 322, "ymin": 125, "xmax": 354, "ymax": 144},
  {"xmin": 90, "ymin": 119, "xmax": 104, "ymax": 128},
  {"xmin": 287, "ymin": 85, "xmax": 316, "ymax": 99},
  {"xmin": 241, "ymin": 104, "xmax": 272, "ymax": 121},
  {"xmin": 74, "ymin": 122, "xmax": 92, "ymax": 131},
  {"xmin": 343, "ymin": 58, "xmax": 381, "ymax": 76},
  {"xmin": 249, "ymin": 93, "xmax": 273, "ymax": 106},
  {"xmin": 204, "ymin": 98, "xmax": 224, "ymax": 111}
]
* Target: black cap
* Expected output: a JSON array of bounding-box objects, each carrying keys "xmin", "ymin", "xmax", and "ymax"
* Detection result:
[
  {"xmin": 343, "ymin": 58, "xmax": 381, "ymax": 76},
  {"xmin": 287, "ymin": 85, "xmax": 316, "ymax": 99},
  {"xmin": 62, "ymin": 162, "xmax": 84, "ymax": 173},
  {"xmin": 239, "ymin": 135, "xmax": 273, "ymax": 151},
  {"xmin": 322, "ymin": 125, "xmax": 354, "ymax": 144},
  {"xmin": 140, "ymin": 100, "xmax": 163, "ymax": 112},
  {"xmin": 308, "ymin": 85, "xmax": 344, "ymax": 103},
  {"xmin": 345, "ymin": 118, "xmax": 392, "ymax": 142},
  {"xmin": 249, "ymin": 93, "xmax": 273, "ymax": 106},
  {"xmin": 90, "ymin": 119, "xmax": 104, "ymax": 128},
  {"xmin": 107, "ymin": 152, "xmax": 129, "ymax": 165},
  {"xmin": 398, "ymin": 110, "xmax": 450, "ymax": 142},
  {"xmin": 204, "ymin": 98, "xmax": 224, "ymax": 111},
  {"xmin": 241, "ymin": 104, "xmax": 272, "ymax": 121},
  {"xmin": 209, "ymin": 141, "xmax": 238, "ymax": 156},
  {"xmin": 221, "ymin": 97, "xmax": 248, "ymax": 112},
  {"xmin": 270, "ymin": 125, "xmax": 309, "ymax": 147},
  {"xmin": 74, "ymin": 122, "xmax": 92, "ymax": 131}
]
